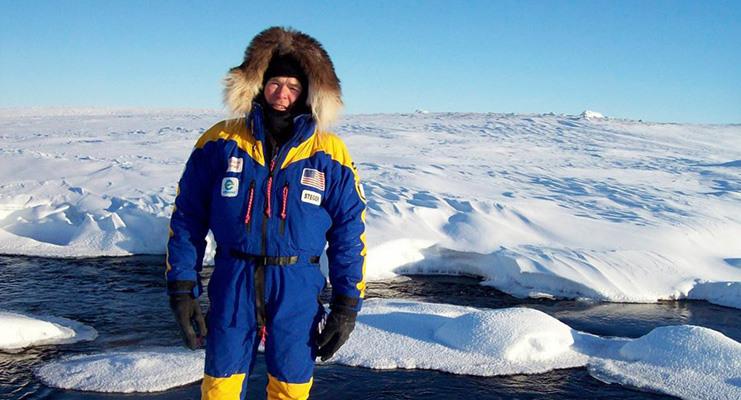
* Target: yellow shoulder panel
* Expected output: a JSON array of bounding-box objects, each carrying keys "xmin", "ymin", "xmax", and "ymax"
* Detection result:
[
  {"xmin": 195, "ymin": 119, "xmax": 264, "ymax": 166},
  {"xmin": 281, "ymin": 130, "xmax": 354, "ymax": 170}
]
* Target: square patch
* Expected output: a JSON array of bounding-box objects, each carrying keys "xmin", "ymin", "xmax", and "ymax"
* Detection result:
[
  {"xmin": 221, "ymin": 177, "xmax": 239, "ymax": 197},
  {"xmin": 227, "ymin": 157, "xmax": 243, "ymax": 173},
  {"xmin": 300, "ymin": 168, "xmax": 325, "ymax": 191}
]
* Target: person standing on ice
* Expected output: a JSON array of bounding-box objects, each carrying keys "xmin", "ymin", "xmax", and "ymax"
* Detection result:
[{"xmin": 165, "ymin": 26, "xmax": 367, "ymax": 399}]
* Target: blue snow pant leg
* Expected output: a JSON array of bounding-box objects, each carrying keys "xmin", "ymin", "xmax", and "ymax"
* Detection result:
[
  {"xmin": 264, "ymin": 262, "xmax": 327, "ymax": 400},
  {"xmin": 202, "ymin": 255, "xmax": 260, "ymax": 400}
]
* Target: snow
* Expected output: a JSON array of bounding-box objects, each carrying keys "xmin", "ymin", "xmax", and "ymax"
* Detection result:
[
  {"xmin": 36, "ymin": 299, "xmax": 741, "ymax": 400},
  {"xmin": 333, "ymin": 300, "xmax": 589, "ymax": 375},
  {"xmin": 580, "ymin": 110, "xmax": 606, "ymax": 119},
  {"xmin": 688, "ymin": 281, "xmax": 741, "ymax": 309},
  {"xmin": 335, "ymin": 300, "xmax": 741, "ymax": 400},
  {"xmin": 0, "ymin": 311, "xmax": 97, "ymax": 351},
  {"xmin": 36, "ymin": 347, "xmax": 205, "ymax": 393},
  {"xmin": 435, "ymin": 307, "xmax": 575, "ymax": 362},
  {"xmin": 0, "ymin": 108, "xmax": 739, "ymax": 309},
  {"xmin": 589, "ymin": 325, "xmax": 741, "ymax": 400}
]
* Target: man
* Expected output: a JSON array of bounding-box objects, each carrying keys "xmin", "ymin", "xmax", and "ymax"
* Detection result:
[{"xmin": 165, "ymin": 26, "xmax": 366, "ymax": 400}]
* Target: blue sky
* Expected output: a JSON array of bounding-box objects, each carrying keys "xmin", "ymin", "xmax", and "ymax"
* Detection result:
[{"xmin": 1, "ymin": 0, "xmax": 739, "ymax": 123}]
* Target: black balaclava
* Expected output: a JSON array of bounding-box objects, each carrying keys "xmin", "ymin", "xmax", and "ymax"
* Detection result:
[{"xmin": 260, "ymin": 53, "xmax": 309, "ymax": 153}]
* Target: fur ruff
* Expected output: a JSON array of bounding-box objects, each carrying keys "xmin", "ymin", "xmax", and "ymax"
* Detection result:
[{"xmin": 224, "ymin": 27, "xmax": 343, "ymax": 130}]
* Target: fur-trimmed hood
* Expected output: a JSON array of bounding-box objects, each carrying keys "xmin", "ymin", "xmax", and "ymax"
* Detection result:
[{"xmin": 224, "ymin": 27, "xmax": 343, "ymax": 130}]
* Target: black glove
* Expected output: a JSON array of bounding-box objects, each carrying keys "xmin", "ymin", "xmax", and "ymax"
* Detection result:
[
  {"xmin": 169, "ymin": 294, "xmax": 207, "ymax": 350},
  {"xmin": 316, "ymin": 308, "xmax": 357, "ymax": 361}
]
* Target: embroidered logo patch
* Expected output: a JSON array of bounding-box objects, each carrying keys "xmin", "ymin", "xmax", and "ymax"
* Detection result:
[
  {"xmin": 300, "ymin": 168, "xmax": 325, "ymax": 191},
  {"xmin": 227, "ymin": 157, "xmax": 243, "ymax": 173},
  {"xmin": 301, "ymin": 189, "xmax": 322, "ymax": 206},
  {"xmin": 221, "ymin": 177, "xmax": 239, "ymax": 197}
]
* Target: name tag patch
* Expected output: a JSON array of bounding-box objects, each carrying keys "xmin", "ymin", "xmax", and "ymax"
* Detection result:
[
  {"xmin": 227, "ymin": 157, "xmax": 243, "ymax": 173},
  {"xmin": 301, "ymin": 189, "xmax": 322, "ymax": 206},
  {"xmin": 221, "ymin": 177, "xmax": 239, "ymax": 197}
]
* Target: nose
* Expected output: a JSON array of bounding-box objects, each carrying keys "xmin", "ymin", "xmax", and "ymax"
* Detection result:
[{"xmin": 278, "ymin": 85, "xmax": 291, "ymax": 99}]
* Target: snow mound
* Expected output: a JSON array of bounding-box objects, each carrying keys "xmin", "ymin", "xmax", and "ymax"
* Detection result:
[
  {"xmin": 620, "ymin": 325, "xmax": 739, "ymax": 371},
  {"xmin": 580, "ymin": 110, "xmax": 606, "ymax": 119},
  {"xmin": 0, "ymin": 311, "xmax": 97, "ymax": 352},
  {"xmin": 589, "ymin": 325, "xmax": 741, "ymax": 400},
  {"xmin": 435, "ymin": 307, "xmax": 574, "ymax": 361},
  {"xmin": 334, "ymin": 299, "xmax": 589, "ymax": 376},
  {"xmin": 36, "ymin": 347, "xmax": 205, "ymax": 393}
]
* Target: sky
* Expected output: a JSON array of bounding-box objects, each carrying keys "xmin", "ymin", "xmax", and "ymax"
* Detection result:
[{"xmin": 1, "ymin": 0, "xmax": 740, "ymax": 123}]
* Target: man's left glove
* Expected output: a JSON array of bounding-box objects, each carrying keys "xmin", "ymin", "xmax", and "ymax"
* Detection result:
[
  {"xmin": 316, "ymin": 308, "xmax": 357, "ymax": 361},
  {"xmin": 169, "ymin": 294, "xmax": 207, "ymax": 350}
]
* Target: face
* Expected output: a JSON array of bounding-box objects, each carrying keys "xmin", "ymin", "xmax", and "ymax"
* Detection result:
[{"xmin": 263, "ymin": 76, "xmax": 303, "ymax": 111}]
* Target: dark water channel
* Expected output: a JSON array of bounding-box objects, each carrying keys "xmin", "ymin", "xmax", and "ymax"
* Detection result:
[{"xmin": 1, "ymin": 255, "xmax": 739, "ymax": 400}]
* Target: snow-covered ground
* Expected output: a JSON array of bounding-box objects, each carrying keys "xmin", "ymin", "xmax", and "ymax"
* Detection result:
[
  {"xmin": 36, "ymin": 299, "xmax": 741, "ymax": 399},
  {"xmin": 0, "ymin": 311, "xmax": 97, "ymax": 352},
  {"xmin": 0, "ymin": 108, "xmax": 739, "ymax": 308}
]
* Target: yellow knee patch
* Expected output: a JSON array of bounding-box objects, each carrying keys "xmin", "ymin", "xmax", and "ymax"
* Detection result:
[
  {"xmin": 202, "ymin": 373, "xmax": 246, "ymax": 400},
  {"xmin": 267, "ymin": 374, "xmax": 313, "ymax": 400}
]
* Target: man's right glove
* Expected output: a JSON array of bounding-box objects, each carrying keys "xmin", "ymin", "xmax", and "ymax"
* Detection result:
[
  {"xmin": 169, "ymin": 294, "xmax": 207, "ymax": 350},
  {"xmin": 316, "ymin": 308, "xmax": 357, "ymax": 361}
]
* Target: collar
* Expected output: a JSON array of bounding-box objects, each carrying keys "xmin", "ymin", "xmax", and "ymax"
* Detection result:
[{"xmin": 248, "ymin": 101, "xmax": 315, "ymax": 147}]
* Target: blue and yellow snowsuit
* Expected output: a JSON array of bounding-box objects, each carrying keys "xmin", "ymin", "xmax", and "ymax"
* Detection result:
[{"xmin": 166, "ymin": 102, "xmax": 366, "ymax": 399}]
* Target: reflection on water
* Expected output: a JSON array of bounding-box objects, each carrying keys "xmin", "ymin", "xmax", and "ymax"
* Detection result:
[{"xmin": 1, "ymin": 255, "xmax": 738, "ymax": 399}]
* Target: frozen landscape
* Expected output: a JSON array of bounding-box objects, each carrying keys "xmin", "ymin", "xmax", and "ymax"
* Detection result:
[
  {"xmin": 0, "ymin": 108, "xmax": 739, "ymax": 399},
  {"xmin": 0, "ymin": 108, "xmax": 739, "ymax": 307}
]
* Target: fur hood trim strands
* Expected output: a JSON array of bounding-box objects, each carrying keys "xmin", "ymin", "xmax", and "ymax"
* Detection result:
[{"xmin": 224, "ymin": 27, "xmax": 343, "ymax": 130}]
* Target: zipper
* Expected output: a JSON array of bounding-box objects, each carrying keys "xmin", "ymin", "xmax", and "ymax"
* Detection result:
[
  {"xmin": 280, "ymin": 183, "xmax": 289, "ymax": 235},
  {"xmin": 261, "ymin": 148, "xmax": 279, "ymax": 255},
  {"xmin": 264, "ymin": 158, "xmax": 277, "ymax": 217},
  {"xmin": 243, "ymin": 180, "xmax": 255, "ymax": 231}
]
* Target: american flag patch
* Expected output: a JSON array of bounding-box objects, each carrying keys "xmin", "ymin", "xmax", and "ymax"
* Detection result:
[
  {"xmin": 227, "ymin": 157, "xmax": 243, "ymax": 173},
  {"xmin": 301, "ymin": 168, "xmax": 325, "ymax": 191}
]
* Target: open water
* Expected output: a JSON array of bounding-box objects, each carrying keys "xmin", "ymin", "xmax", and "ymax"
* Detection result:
[{"xmin": 1, "ymin": 255, "xmax": 739, "ymax": 399}]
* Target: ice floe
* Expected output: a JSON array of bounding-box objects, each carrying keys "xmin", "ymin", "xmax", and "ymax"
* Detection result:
[
  {"xmin": 0, "ymin": 311, "xmax": 97, "ymax": 352},
  {"xmin": 333, "ymin": 300, "xmax": 588, "ymax": 375},
  {"xmin": 36, "ymin": 299, "xmax": 741, "ymax": 399},
  {"xmin": 589, "ymin": 325, "xmax": 741, "ymax": 400},
  {"xmin": 36, "ymin": 347, "xmax": 205, "ymax": 393}
]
